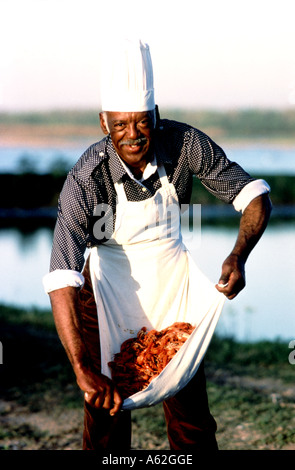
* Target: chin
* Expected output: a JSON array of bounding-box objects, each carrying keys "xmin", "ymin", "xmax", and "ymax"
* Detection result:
[{"xmin": 121, "ymin": 149, "xmax": 149, "ymax": 163}]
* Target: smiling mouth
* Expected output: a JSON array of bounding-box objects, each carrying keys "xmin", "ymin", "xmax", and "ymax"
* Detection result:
[{"xmin": 120, "ymin": 137, "xmax": 148, "ymax": 148}]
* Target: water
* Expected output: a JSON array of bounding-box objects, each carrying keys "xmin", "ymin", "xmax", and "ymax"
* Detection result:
[
  {"xmin": 1, "ymin": 144, "xmax": 294, "ymax": 342},
  {"xmin": 223, "ymin": 145, "xmax": 295, "ymax": 175},
  {"xmin": 1, "ymin": 145, "xmax": 295, "ymax": 175},
  {"xmin": 0, "ymin": 223, "xmax": 294, "ymax": 343},
  {"xmin": 0, "ymin": 146, "xmax": 83, "ymax": 174},
  {"xmin": 186, "ymin": 224, "xmax": 295, "ymax": 343}
]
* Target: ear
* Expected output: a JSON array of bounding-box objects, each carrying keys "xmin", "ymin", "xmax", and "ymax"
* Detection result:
[{"xmin": 99, "ymin": 112, "xmax": 109, "ymax": 135}]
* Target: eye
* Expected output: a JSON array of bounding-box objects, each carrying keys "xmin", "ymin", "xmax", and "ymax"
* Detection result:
[
  {"xmin": 139, "ymin": 119, "xmax": 151, "ymax": 127},
  {"xmin": 113, "ymin": 122, "xmax": 126, "ymax": 129}
]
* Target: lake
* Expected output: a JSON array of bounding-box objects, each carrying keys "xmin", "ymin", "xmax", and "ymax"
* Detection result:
[
  {"xmin": 0, "ymin": 144, "xmax": 294, "ymax": 343},
  {"xmin": 1, "ymin": 143, "xmax": 295, "ymax": 175},
  {"xmin": 0, "ymin": 222, "xmax": 294, "ymax": 344}
]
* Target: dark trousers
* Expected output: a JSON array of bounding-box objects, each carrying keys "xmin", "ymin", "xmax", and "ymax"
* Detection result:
[{"xmin": 78, "ymin": 258, "xmax": 218, "ymax": 451}]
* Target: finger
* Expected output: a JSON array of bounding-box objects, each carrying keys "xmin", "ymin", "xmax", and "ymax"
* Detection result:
[
  {"xmin": 109, "ymin": 388, "xmax": 123, "ymax": 416},
  {"xmin": 218, "ymin": 276, "xmax": 245, "ymax": 299},
  {"xmin": 94, "ymin": 393, "xmax": 106, "ymax": 408},
  {"xmin": 102, "ymin": 392, "xmax": 113, "ymax": 410},
  {"xmin": 215, "ymin": 280, "xmax": 230, "ymax": 294},
  {"xmin": 216, "ymin": 286, "xmax": 231, "ymax": 299},
  {"xmin": 84, "ymin": 391, "xmax": 97, "ymax": 406},
  {"xmin": 216, "ymin": 271, "xmax": 230, "ymax": 289},
  {"xmin": 217, "ymin": 282, "xmax": 229, "ymax": 288},
  {"xmin": 216, "ymin": 275, "xmax": 236, "ymax": 296},
  {"xmin": 217, "ymin": 271, "xmax": 230, "ymax": 285},
  {"xmin": 85, "ymin": 390, "xmax": 105, "ymax": 409},
  {"xmin": 227, "ymin": 292, "xmax": 238, "ymax": 300}
]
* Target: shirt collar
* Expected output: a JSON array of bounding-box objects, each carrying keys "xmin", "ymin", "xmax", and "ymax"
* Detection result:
[{"xmin": 120, "ymin": 154, "xmax": 157, "ymax": 183}]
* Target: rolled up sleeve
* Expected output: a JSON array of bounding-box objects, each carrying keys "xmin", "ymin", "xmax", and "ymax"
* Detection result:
[
  {"xmin": 42, "ymin": 269, "xmax": 85, "ymax": 293},
  {"xmin": 232, "ymin": 179, "xmax": 271, "ymax": 213}
]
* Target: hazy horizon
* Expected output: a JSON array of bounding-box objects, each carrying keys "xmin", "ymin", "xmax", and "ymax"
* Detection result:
[{"xmin": 1, "ymin": 0, "xmax": 295, "ymax": 113}]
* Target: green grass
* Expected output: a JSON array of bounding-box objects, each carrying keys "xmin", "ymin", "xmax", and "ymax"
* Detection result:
[
  {"xmin": 0, "ymin": 304, "xmax": 81, "ymax": 411},
  {"xmin": 206, "ymin": 334, "xmax": 293, "ymax": 381},
  {"xmin": 0, "ymin": 303, "xmax": 294, "ymax": 449},
  {"xmin": 0, "ymin": 303, "xmax": 291, "ymax": 388},
  {"xmin": 0, "ymin": 303, "xmax": 55, "ymax": 331},
  {"xmin": 207, "ymin": 382, "xmax": 295, "ymax": 449}
]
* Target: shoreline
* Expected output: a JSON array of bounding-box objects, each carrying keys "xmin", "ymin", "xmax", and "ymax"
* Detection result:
[
  {"xmin": 2, "ymin": 107, "xmax": 295, "ymax": 149},
  {"xmin": 1, "ymin": 133, "xmax": 295, "ymax": 149},
  {"xmin": 0, "ymin": 204, "xmax": 294, "ymax": 223}
]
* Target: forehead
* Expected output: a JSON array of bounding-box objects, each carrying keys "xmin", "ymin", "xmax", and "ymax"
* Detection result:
[{"xmin": 105, "ymin": 111, "xmax": 152, "ymax": 122}]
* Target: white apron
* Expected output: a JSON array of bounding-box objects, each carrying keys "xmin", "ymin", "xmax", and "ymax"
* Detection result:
[{"xmin": 90, "ymin": 164, "xmax": 225, "ymax": 409}]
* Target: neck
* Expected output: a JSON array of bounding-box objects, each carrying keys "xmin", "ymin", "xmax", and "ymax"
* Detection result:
[
  {"xmin": 130, "ymin": 165, "xmax": 145, "ymax": 179},
  {"xmin": 126, "ymin": 152, "xmax": 153, "ymax": 179}
]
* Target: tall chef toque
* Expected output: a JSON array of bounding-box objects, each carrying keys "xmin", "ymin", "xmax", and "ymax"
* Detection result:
[{"xmin": 100, "ymin": 39, "xmax": 155, "ymax": 112}]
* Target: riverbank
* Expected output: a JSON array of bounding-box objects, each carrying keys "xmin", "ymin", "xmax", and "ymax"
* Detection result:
[
  {"xmin": 1, "ymin": 205, "xmax": 294, "ymax": 230},
  {"xmin": 0, "ymin": 304, "xmax": 294, "ymax": 450},
  {"xmin": 1, "ymin": 108, "xmax": 295, "ymax": 148},
  {"xmin": 1, "ymin": 172, "xmax": 295, "ymax": 216}
]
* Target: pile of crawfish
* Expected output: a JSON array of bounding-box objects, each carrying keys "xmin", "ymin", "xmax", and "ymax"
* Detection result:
[{"xmin": 108, "ymin": 321, "xmax": 195, "ymax": 399}]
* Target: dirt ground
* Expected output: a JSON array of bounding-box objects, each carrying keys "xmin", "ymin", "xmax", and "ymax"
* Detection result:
[{"xmin": 1, "ymin": 371, "xmax": 294, "ymax": 451}]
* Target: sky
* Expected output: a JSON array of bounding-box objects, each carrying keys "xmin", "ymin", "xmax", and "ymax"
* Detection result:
[{"xmin": 1, "ymin": 0, "xmax": 295, "ymax": 112}]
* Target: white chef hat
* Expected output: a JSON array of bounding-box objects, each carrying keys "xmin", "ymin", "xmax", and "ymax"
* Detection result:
[{"xmin": 100, "ymin": 38, "xmax": 155, "ymax": 112}]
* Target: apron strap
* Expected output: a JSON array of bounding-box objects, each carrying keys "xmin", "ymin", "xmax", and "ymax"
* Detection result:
[
  {"xmin": 114, "ymin": 179, "xmax": 127, "ymax": 202},
  {"xmin": 157, "ymin": 163, "xmax": 169, "ymax": 186}
]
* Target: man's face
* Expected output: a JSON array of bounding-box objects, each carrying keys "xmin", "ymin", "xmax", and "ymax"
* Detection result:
[{"xmin": 99, "ymin": 111, "xmax": 155, "ymax": 175}]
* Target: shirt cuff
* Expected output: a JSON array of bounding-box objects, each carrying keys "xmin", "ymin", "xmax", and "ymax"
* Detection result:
[
  {"xmin": 232, "ymin": 179, "xmax": 271, "ymax": 213},
  {"xmin": 43, "ymin": 269, "xmax": 85, "ymax": 294}
]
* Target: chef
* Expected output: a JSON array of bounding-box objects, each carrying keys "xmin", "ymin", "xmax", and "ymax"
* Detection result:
[{"xmin": 43, "ymin": 39, "xmax": 272, "ymax": 451}]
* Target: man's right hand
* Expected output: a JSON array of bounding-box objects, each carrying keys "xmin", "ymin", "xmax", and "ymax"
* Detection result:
[{"xmin": 76, "ymin": 368, "xmax": 123, "ymax": 416}]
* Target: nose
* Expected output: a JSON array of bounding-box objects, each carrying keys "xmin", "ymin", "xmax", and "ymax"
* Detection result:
[{"xmin": 126, "ymin": 122, "xmax": 140, "ymax": 140}]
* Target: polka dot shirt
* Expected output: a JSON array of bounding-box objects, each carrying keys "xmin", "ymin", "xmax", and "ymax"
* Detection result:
[{"xmin": 49, "ymin": 118, "xmax": 254, "ymax": 273}]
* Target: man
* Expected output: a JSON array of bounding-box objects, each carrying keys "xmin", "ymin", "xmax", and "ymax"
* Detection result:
[{"xmin": 43, "ymin": 39, "xmax": 272, "ymax": 451}]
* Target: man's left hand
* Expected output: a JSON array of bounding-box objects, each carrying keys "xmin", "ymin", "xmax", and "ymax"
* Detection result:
[{"xmin": 215, "ymin": 253, "xmax": 246, "ymax": 299}]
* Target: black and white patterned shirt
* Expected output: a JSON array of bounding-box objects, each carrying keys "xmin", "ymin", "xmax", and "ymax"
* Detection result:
[{"xmin": 43, "ymin": 118, "xmax": 270, "ymax": 293}]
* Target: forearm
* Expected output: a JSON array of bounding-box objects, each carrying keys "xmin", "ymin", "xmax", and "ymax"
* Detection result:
[
  {"xmin": 49, "ymin": 286, "xmax": 91, "ymax": 376},
  {"xmin": 231, "ymin": 193, "xmax": 272, "ymax": 262},
  {"xmin": 216, "ymin": 193, "xmax": 272, "ymax": 299},
  {"xmin": 49, "ymin": 286, "xmax": 123, "ymax": 414}
]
